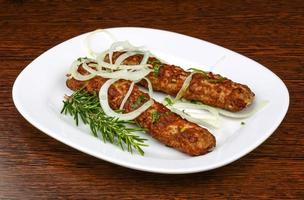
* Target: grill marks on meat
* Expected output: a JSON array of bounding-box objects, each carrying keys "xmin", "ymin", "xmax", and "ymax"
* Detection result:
[
  {"xmin": 105, "ymin": 52, "xmax": 255, "ymax": 112},
  {"xmin": 66, "ymin": 66, "xmax": 216, "ymax": 156}
]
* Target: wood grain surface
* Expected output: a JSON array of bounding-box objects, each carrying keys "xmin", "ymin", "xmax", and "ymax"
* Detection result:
[{"xmin": 1, "ymin": 0, "xmax": 303, "ymax": 199}]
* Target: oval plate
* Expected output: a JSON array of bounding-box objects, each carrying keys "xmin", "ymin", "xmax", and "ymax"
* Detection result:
[{"xmin": 12, "ymin": 27, "xmax": 289, "ymax": 174}]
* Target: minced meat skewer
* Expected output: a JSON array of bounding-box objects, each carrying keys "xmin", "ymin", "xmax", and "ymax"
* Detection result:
[
  {"xmin": 105, "ymin": 52, "xmax": 255, "ymax": 112},
  {"xmin": 66, "ymin": 65, "xmax": 216, "ymax": 156}
]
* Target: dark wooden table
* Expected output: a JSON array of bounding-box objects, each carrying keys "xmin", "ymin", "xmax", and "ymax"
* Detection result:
[{"xmin": 1, "ymin": 0, "xmax": 303, "ymax": 199}]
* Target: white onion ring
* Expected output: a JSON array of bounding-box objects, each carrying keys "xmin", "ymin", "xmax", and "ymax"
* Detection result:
[
  {"xmin": 98, "ymin": 68, "xmax": 152, "ymax": 81},
  {"xmin": 218, "ymin": 100, "xmax": 268, "ymax": 118},
  {"xmin": 166, "ymin": 106, "xmax": 220, "ymax": 128},
  {"xmin": 82, "ymin": 62, "xmax": 99, "ymax": 75},
  {"xmin": 119, "ymin": 78, "xmax": 153, "ymax": 110},
  {"xmin": 109, "ymin": 40, "xmax": 141, "ymax": 52},
  {"xmin": 70, "ymin": 57, "xmax": 152, "ymax": 81},
  {"xmin": 69, "ymin": 60, "xmax": 96, "ymax": 81},
  {"xmin": 115, "ymin": 51, "xmax": 139, "ymax": 65},
  {"xmin": 119, "ymin": 81, "xmax": 135, "ymax": 110},
  {"xmin": 175, "ymin": 72, "xmax": 195, "ymax": 101},
  {"xmin": 97, "ymin": 53, "xmax": 152, "ymax": 70},
  {"xmin": 85, "ymin": 29, "xmax": 116, "ymax": 58},
  {"xmin": 107, "ymin": 41, "xmax": 145, "ymax": 64},
  {"xmin": 140, "ymin": 51, "xmax": 150, "ymax": 65},
  {"xmin": 99, "ymin": 79, "xmax": 153, "ymax": 120},
  {"xmin": 173, "ymin": 101, "xmax": 219, "ymax": 119},
  {"xmin": 142, "ymin": 77, "xmax": 153, "ymax": 98}
]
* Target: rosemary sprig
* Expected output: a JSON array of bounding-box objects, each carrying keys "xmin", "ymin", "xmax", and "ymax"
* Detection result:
[{"xmin": 61, "ymin": 90, "xmax": 147, "ymax": 155}]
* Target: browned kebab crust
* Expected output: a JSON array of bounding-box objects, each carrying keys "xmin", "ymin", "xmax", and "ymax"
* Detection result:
[
  {"xmin": 106, "ymin": 52, "xmax": 255, "ymax": 112},
  {"xmin": 66, "ymin": 66, "xmax": 216, "ymax": 156}
]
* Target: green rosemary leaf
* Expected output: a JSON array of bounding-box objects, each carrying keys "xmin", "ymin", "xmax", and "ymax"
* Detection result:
[{"xmin": 61, "ymin": 90, "xmax": 147, "ymax": 155}]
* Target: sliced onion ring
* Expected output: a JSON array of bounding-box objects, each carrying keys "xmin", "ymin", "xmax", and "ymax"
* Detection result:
[
  {"xmin": 173, "ymin": 101, "xmax": 219, "ymax": 119},
  {"xmin": 85, "ymin": 29, "xmax": 116, "ymax": 58},
  {"xmin": 115, "ymin": 51, "xmax": 139, "ymax": 65},
  {"xmin": 166, "ymin": 106, "xmax": 220, "ymax": 128},
  {"xmin": 140, "ymin": 51, "xmax": 150, "ymax": 65},
  {"xmin": 97, "ymin": 68, "xmax": 152, "ymax": 81},
  {"xmin": 217, "ymin": 100, "xmax": 268, "ymax": 118},
  {"xmin": 109, "ymin": 40, "xmax": 143, "ymax": 52},
  {"xmin": 107, "ymin": 41, "xmax": 145, "ymax": 64},
  {"xmin": 70, "ymin": 57, "xmax": 152, "ymax": 81},
  {"xmin": 82, "ymin": 62, "xmax": 99, "ymax": 75},
  {"xmin": 97, "ymin": 53, "xmax": 152, "ymax": 70},
  {"xmin": 99, "ymin": 79, "xmax": 153, "ymax": 121},
  {"xmin": 142, "ymin": 77, "xmax": 153, "ymax": 98},
  {"xmin": 119, "ymin": 81, "xmax": 135, "ymax": 110},
  {"xmin": 175, "ymin": 72, "xmax": 195, "ymax": 101},
  {"xmin": 69, "ymin": 60, "xmax": 96, "ymax": 81}
]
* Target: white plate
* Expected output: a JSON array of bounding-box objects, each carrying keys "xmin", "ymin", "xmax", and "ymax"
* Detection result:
[{"xmin": 12, "ymin": 27, "xmax": 289, "ymax": 174}]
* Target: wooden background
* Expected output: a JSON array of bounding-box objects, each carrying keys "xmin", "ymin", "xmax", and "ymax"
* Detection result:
[{"xmin": 1, "ymin": 0, "xmax": 303, "ymax": 199}]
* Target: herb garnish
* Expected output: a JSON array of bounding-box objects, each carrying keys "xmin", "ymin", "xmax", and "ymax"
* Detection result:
[
  {"xmin": 61, "ymin": 90, "xmax": 147, "ymax": 155},
  {"xmin": 131, "ymin": 95, "xmax": 147, "ymax": 109},
  {"xmin": 151, "ymin": 111, "xmax": 161, "ymax": 123},
  {"xmin": 207, "ymin": 76, "xmax": 227, "ymax": 83},
  {"xmin": 77, "ymin": 57, "xmax": 88, "ymax": 62},
  {"xmin": 149, "ymin": 60, "xmax": 162, "ymax": 77},
  {"xmin": 190, "ymin": 99, "xmax": 200, "ymax": 104},
  {"xmin": 188, "ymin": 68, "xmax": 227, "ymax": 83},
  {"xmin": 153, "ymin": 65, "xmax": 160, "ymax": 77},
  {"xmin": 188, "ymin": 67, "xmax": 208, "ymax": 75},
  {"xmin": 163, "ymin": 96, "xmax": 174, "ymax": 106}
]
